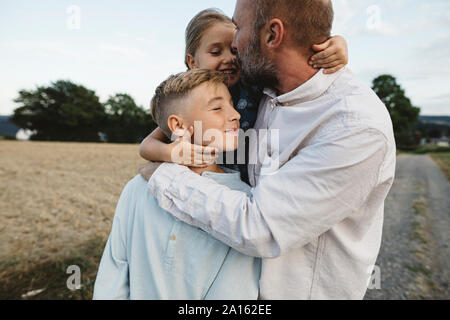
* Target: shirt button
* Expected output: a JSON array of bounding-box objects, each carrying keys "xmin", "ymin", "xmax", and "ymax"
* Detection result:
[{"xmin": 170, "ymin": 235, "xmax": 176, "ymax": 241}]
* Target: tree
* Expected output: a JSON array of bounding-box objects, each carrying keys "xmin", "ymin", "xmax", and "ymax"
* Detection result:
[
  {"xmin": 11, "ymin": 80, "xmax": 105, "ymax": 142},
  {"xmin": 103, "ymin": 94, "xmax": 157, "ymax": 143},
  {"xmin": 372, "ymin": 75, "xmax": 421, "ymax": 149}
]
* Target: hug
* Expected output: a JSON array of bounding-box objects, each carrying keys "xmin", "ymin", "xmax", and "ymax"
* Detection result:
[{"xmin": 94, "ymin": 0, "xmax": 396, "ymax": 300}]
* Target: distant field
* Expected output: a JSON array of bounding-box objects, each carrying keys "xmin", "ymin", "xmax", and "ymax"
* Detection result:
[{"xmin": 0, "ymin": 141, "xmax": 147, "ymax": 299}]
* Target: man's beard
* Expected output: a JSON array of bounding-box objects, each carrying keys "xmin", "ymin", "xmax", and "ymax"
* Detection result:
[{"xmin": 238, "ymin": 31, "xmax": 279, "ymax": 89}]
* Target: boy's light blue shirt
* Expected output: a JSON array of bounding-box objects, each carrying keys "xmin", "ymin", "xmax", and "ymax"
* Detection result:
[{"xmin": 93, "ymin": 167, "xmax": 261, "ymax": 300}]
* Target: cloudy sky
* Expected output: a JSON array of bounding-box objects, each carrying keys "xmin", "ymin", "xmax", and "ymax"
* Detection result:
[{"xmin": 0, "ymin": 0, "xmax": 449, "ymax": 116}]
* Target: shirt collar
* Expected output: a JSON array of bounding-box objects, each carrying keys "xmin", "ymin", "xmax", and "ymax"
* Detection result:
[{"xmin": 263, "ymin": 67, "xmax": 346, "ymax": 107}]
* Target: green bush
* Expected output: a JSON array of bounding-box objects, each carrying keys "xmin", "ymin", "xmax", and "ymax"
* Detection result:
[{"xmin": 0, "ymin": 135, "xmax": 17, "ymax": 141}]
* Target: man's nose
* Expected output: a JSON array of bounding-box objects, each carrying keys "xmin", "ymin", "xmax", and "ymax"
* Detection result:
[{"xmin": 231, "ymin": 33, "xmax": 238, "ymax": 54}]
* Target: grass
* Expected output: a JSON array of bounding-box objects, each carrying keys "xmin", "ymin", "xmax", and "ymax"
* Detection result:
[
  {"xmin": 405, "ymin": 263, "xmax": 432, "ymax": 277},
  {"xmin": 0, "ymin": 140, "xmax": 147, "ymax": 299},
  {"xmin": 412, "ymin": 201, "xmax": 427, "ymax": 217},
  {"xmin": 0, "ymin": 236, "xmax": 106, "ymax": 300},
  {"xmin": 429, "ymin": 153, "xmax": 450, "ymax": 180},
  {"xmin": 409, "ymin": 146, "xmax": 450, "ymax": 155},
  {"xmin": 410, "ymin": 200, "xmax": 428, "ymax": 246}
]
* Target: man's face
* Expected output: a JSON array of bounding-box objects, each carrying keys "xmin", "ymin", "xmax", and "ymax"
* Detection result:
[
  {"xmin": 183, "ymin": 82, "xmax": 241, "ymax": 152},
  {"xmin": 232, "ymin": 0, "xmax": 278, "ymax": 89}
]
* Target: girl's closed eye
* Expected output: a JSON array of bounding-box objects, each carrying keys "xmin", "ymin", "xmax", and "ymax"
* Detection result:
[
  {"xmin": 210, "ymin": 50, "xmax": 222, "ymax": 56},
  {"xmin": 211, "ymin": 107, "xmax": 222, "ymax": 111}
]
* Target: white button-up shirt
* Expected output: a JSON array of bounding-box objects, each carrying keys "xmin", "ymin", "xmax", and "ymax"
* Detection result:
[{"xmin": 148, "ymin": 68, "xmax": 397, "ymax": 300}]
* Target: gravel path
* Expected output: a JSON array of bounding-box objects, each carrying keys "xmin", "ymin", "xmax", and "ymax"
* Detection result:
[{"xmin": 364, "ymin": 154, "xmax": 449, "ymax": 300}]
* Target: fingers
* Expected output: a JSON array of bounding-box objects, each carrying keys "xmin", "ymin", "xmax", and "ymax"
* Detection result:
[
  {"xmin": 323, "ymin": 64, "xmax": 345, "ymax": 74},
  {"xmin": 311, "ymin": 54, "xmax": 339, "ymax": 68},
  {"xmin": 171, "ymin": 142, "xmax": 219, "ymax": 166},
  {"xmin": 193, "ymin": 145, "xmax": 218, "ymax": 155},
  {"xmin": 192, "ymin": 145, "xmax": 218, "ymax": 161},
  {"xmin": 311, "ymin": 38, "xmax": 331, "ymax": 52},
  {"xmin": 310, "ymin": 46, "xmax": 335, "ymax": 64},
  {"xmin": 316, "ymin": 59, "xmax": 341, "ymax": 69},
  {"xmin": 139, "ymin": 161, "xmax": 162, "ymax": 180}
]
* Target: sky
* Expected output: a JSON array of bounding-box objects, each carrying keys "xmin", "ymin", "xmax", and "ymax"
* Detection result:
[{"xmin": 0, "ymin": 0, "xmax": 449, "ymax": 116}]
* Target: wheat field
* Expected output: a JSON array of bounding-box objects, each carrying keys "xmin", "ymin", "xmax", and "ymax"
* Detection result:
[{"xmin": 0, "ymin": 141, "xmax": 148, "ymax": 299}]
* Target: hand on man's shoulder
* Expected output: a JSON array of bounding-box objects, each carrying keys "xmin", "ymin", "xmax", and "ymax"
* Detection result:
[{"xmin": 139, "ymin": 161, "xmax": 163, "ymax": 181}]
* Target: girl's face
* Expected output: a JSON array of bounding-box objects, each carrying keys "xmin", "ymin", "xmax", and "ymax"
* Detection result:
[{"xmin": 187, "ymin": 23, "xmax": 240, "ymax": 88}]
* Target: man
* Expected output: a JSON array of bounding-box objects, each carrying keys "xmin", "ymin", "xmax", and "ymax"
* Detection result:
[{"xmin": 141, "ymin": 0, "xmax": 396, "ymax": 300}]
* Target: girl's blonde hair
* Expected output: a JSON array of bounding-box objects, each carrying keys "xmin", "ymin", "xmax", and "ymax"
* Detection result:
[{"xmin": 185, "ymin": 8, "xmax": 234, "ymax": 69}]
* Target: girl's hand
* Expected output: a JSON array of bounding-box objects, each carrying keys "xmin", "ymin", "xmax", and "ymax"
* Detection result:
[
  {"xmin": 168, "ymin": 128, "xmax": 219, "ymax": 168},
  {"xmin": 309, "ymin": 35, "xmax": 348, "ymax": 74}
]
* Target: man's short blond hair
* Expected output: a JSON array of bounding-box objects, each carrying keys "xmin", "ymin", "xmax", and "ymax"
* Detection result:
[{"xmin": 150, "ymin": 69, "xmax": 227, "ymax": 139}]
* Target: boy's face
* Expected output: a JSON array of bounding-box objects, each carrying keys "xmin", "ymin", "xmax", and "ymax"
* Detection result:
[
  {"xmin": 191, "ymin": 23, "xmax": 241, "ymax": 88},
  {"xmin": 183, "ymin": 82, "xmax": 241, "ymax": 152}
]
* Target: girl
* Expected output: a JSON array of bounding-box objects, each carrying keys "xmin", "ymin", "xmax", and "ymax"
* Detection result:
[{"xmin": 139, "ymin": 8, "xmax": 349, "ymax": 184}]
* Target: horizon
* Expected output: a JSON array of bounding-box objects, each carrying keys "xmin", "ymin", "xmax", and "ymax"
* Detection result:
[{"xmin": 1, "ymin": 0, "xmax": 449, "ymax": 116}]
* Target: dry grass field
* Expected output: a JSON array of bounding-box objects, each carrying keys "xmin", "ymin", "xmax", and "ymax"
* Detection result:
[
  {"xmin": 0, "ymin": 141, "xmax": 147, "ymax": 299},
  {"xmin": 2, "ymin": 141, "xmax": 448, "ymax": 300}
]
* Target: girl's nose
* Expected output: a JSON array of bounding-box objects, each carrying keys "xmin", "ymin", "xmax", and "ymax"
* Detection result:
[{"xmin": 223, "ymin": 49, "xmax": 236, "ymax": 65}]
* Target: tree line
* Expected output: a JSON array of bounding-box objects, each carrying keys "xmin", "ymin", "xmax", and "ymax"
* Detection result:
[
  {"xmin": 11, "ymin": 80, "xmax": 157, "ymax": 143},
  {"xmin": 11, "ymin": 75, "xmax": 422, "ymax": 148}
]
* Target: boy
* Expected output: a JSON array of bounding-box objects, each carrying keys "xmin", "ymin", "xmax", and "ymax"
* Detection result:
[{"xmin": 93, "ymin": 69, "xmax": 261, "ymax": 300}]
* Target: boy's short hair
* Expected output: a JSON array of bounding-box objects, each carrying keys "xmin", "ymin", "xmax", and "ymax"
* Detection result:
[{"xmin": 150, "ymin": 69, "xmax": 227, "ymax": 139}]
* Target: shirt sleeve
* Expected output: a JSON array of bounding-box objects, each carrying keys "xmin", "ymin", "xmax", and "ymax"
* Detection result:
[
  {"xmin": 148, "ymin": 126, "xmax": 387, "ymax": 258},
  {"xmin": 93, "ymin": 188, "xmax": 131, "ymax": 300}
]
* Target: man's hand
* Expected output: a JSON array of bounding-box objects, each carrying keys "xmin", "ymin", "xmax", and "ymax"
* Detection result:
[{"xmin": 139, "ymin": 161, "xmax": 163, "ymax": 181}]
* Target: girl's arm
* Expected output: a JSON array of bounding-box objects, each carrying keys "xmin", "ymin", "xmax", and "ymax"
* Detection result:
[
  {"xmin": 139, "ymin": 127, "xmax": 172, "ymax": 162},
  {"xmin": 310, "ymin": 35, "xmax": 349, "ymax": 74},
  {"xmin": 139, "ymin": 127, "xmax": 218, "ymax": 167}
]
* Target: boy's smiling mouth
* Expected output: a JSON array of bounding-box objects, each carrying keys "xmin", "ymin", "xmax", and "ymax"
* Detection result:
[{"xmin": 225, "ymin": 128, "xmax": 240, "ymax": 135}]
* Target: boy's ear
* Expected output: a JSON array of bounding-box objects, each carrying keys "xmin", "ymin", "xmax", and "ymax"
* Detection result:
[
  {"xmin": 186, "ymin": 54, "xmax": 197, "ymax": 70},
  {"xmin": 263, "ymin": 18, "xmax": 284, "ymax": 50},
  {"xmin": 167, "ymin": 115, "xmax": 186, "ymax": 138}
]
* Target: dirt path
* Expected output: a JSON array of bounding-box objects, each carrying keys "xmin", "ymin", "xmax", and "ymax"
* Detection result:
[{"xmin": 365, "ymin": 154, "xmax": 449, "ymax": 300}]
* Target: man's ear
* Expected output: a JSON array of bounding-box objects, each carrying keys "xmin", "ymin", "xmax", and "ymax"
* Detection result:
[
  {"xmin": 186, "ymin": 54, "xmax": 197, "ymax": 70},
  {"xmin": 167, "ymin": 115, "xmax": 186, "ymax": 138},
  {"xmin": 263, "ymin": 18, "xmax": 285, "ymax": 50}
]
